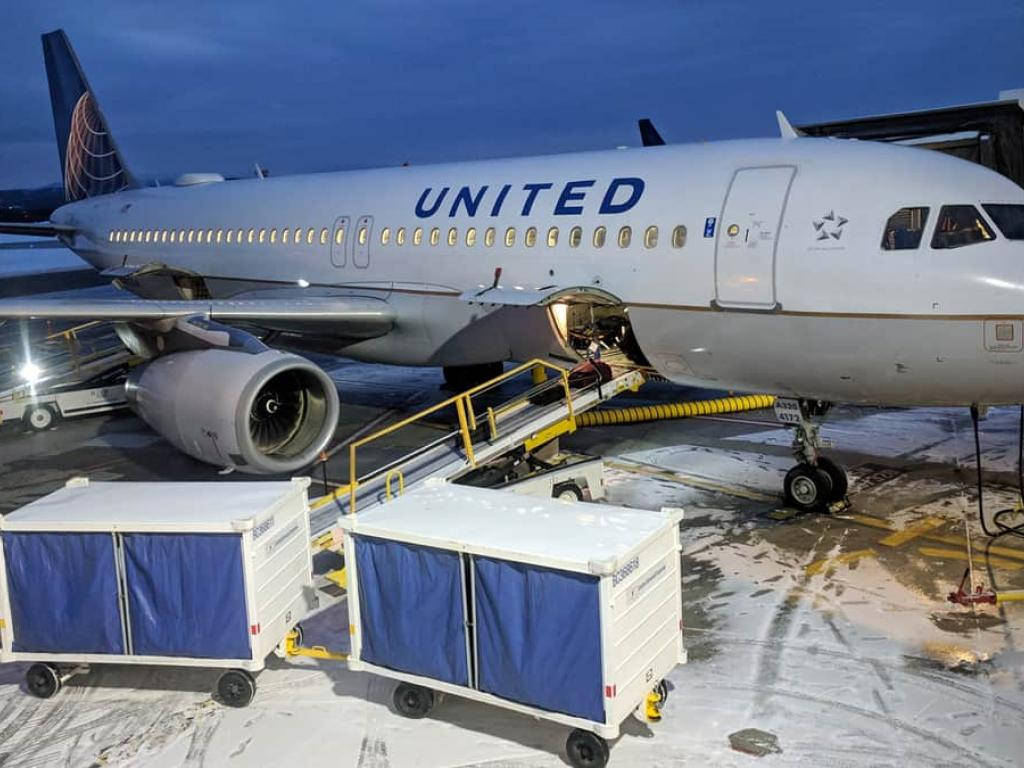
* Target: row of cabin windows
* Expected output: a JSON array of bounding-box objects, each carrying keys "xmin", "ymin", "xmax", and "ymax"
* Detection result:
[
  {"xmin": 110, "ymin": 226, "xmax": 333, "ymax": 246},
  {"xmin": 109, "ymin": 224, "xmax": 690, "ymax": 250}
]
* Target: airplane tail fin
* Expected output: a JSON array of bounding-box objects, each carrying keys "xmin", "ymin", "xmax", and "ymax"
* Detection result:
[{"xmin": 41, "ymin": 29, "xmax": 135, "ymax": 201}]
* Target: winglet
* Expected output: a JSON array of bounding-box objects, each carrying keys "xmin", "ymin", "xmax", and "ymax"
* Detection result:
[
  {"xmin": 776, "ymin": 110, "xmax": 804, "ymax": 139},
  {"xmin": 638, "ymin": 118, "xmax": 665, "ymax": 147}
]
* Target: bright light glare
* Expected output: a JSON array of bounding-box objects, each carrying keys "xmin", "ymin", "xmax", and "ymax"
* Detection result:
[
  {"xmin": 296, "ymin": 278, "xmax": 310, "ymax": 288},
  {"xmin": 19, "ymin": 362, "xmax": 42, "ymax": 384}
]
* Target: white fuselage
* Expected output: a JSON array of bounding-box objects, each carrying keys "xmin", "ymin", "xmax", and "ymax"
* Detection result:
[{"xmin": 53, "ymin": 137, "xmax": 1024, "ymax": 406}]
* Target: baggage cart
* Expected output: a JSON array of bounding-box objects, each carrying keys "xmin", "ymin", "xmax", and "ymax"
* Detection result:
[
  {"xmin": 338, "ymin": 480, "xmax": 685, "ymax": 768},
  {"xmin": 0, "ymin": 476, "xmax": 316, "ymax": 707}
]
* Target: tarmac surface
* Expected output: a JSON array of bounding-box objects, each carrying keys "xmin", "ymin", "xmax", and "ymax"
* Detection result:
[
  {"xmin": 0, "ymin": 256, "xmax": 1022, "ymax": 765},
  {"xmin": 0, "ymin": 364, "xmax": 1022, "ymax": 766}
]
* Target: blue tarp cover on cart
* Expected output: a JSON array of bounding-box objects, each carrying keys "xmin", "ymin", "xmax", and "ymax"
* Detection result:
[
  {"xmin": 474, "ymin": 555, "xmax": 604, "ymax": 722},
  {"xmin": 3, "ymin": 532, "xmax": 124, "ymax": 654},
  {"xmin": 123, "ymin": 533, "xmax": 250, "ymax": 658},
  {"xmin": 354, "ymin": 536, "xmax": 469, "ymax": 686}
]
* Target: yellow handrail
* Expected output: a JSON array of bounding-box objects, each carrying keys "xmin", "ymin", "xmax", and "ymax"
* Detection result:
[
  {"xmin": 384, "ymin": 469, "xmax": 405, "ymax": 500},
  {"xmin": 317, "ymin": 358, "xmax": 576, "ymax": 516}
]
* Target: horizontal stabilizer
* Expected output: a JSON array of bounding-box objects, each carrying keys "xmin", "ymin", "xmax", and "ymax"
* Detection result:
[
  {"xmin": 0, "ymin": 221, "xmax": 76, "ymax": 237},
  {"xmin": 638, "ymin": 118, "xmax": 666, "ymax": 147}
]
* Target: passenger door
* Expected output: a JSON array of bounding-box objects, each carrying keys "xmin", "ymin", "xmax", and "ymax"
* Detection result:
[
  {"xmin": 714, "ymin": 166, "xmax": 795, "ymax": 310},
  {"xmin": 354, "ymin": 215, "xmax": 372, "ymax": 269},
  {"xmin": 330, "ymin": 215, "xmax": 349, "ymax": 267}
]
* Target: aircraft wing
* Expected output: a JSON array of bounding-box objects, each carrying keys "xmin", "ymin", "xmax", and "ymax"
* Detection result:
[
  {"xmin": 0, "ymin": 221, "xmax": 75, "ymax": 237},
  {"xmin": 0, "ymin": 295, "xmax": 395, "ymax": 339}
]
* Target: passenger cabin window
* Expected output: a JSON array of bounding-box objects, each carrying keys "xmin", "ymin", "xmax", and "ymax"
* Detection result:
[
  {"xmin": 306, "ymin": 228, "xmax": 315, "ymax": 245},
  {"xmin": 505, "ymin": 227, "xmax": 516, "ymax": 247},
  {"xmin": 593, "ymin": 226, "xmax": 606, "ymax": 248},
  {"xmin": 466, "ymin": 227, "xmax": 477, "ymax": 247},
  {"xmin": 294, "ymin": 227, "xmax": 302, "ymax": 244},
  {"xmin": 430, "ymin": 227, "xmax": 440, "ymax": 246},
  {"xmin": 396, "ymin": 227, "xmax": 406, "ymax": 246},
  {"xmin": 931, "ymin": 205, "xmax": 995, "ymax": 249},
  {"xmin": 644, "ymin": 225, "xmax": 658, "ymax": 249},
  {"xmin": 618, "ymin": 226, "xmax": 632, "ymax": 248},
  {"xmin": 413, "ymin": 227, "xmax": 423, "ymax": 245},
  {"xmin": 258, "ymin": 229, "xmax": 266, "ymax": 243},
  {"xmin": 334, "ymin": 227, "xmax": 344, "ymax": 245},
  {"xmin": 381, "ymin": 227, "xmax": 391, "ymax": 246},
  {"xmin": 447, "ymin": 227, "xmax": 458, "ymax": 246},
  {"xmin": 547, "ymin": 227, "xmax": 558, "ymax": 247},
  {"xmin": 569, "ymin": 226, "xmax": 582, "ymax": 248},
  {"xmin": 320, "ymin": 228, "xmax": 328, "ymax": 245},
  {"xmin": 206, "ymin": 229, "xmax": 214, "ymax": 243},
  {"xmin": 247, "ymin": 229, "xmax": 254, "ymax": 244},
  {"xmin": 281, "ymin": 229, "xmax": 289, "ymax": 244},
  {"xmin": 170, "ymin": 231, "xmax": 177, "ymax": 243},
  {"xmin": 226, "ymin": 230, "xmax": 233, "ymax": 243},
  {"xmin": 269, "ymin": 229, "xmax": 276, "ymax": 244},
  {"xmin": 525, "ymin": 227, "xmax": 537, "ymax": 247},
  {"xmin": 358, "ymin": 226, "xmax": 368, "ymax": 245},
  {"xmin": 484, "ymin": 227, "xmax": 495, "ymax": 247},
  {"xmin": 881, "ymin": 207, "xmax": 929, "ymax": 250},
  {"xmin": 672, "ymin": 225, "xmax": 687, "ymax": 248},
  {"xmin": 983, "ymin": 205, "xmax": 1024, "ymax": 240}
]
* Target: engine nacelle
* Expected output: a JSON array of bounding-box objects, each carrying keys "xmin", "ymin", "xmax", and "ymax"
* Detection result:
[{"xmin": 125, "ymin": 349, "xmax": 339, "ymax": 474}]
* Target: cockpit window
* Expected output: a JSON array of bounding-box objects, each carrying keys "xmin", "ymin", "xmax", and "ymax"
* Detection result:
[
  {"xmin": 881, "ymin": 207, "xmax": 929, "ymax": 250},
  {"xmin": 931, "ymin": 205, "xmax": 995, "ymax": 249},
  {"xmin": 983, "ymin": 205, "xmax": 1024, "ymax": 240}
]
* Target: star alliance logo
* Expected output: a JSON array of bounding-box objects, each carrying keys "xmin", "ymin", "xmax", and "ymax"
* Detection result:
[{"xmin": 813, "ymin": 210, "xmax": 848, "ymax": 240}]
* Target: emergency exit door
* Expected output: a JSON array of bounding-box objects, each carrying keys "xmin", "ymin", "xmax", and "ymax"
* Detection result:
[{"xmin": 714, "ymin": 166, "xmax": 795, "ymax": 309}]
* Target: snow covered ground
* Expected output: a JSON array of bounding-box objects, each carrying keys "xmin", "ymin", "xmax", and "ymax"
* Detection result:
[{"xmin": 1, "ymin": 399, "xmax": 1023, "ymax": 766}]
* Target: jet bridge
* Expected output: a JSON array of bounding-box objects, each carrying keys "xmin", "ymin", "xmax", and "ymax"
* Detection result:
[{"xmin": 308, "ymin": 360, "xmax": 645, "ymax": 539}]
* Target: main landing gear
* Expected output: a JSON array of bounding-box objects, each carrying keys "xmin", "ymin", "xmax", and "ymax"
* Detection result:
[{"xmin": 775, "ymin": 398, "xmax": 849, "ymax": 512}]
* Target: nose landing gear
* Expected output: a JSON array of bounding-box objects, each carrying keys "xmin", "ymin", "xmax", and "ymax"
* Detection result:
[{"xmin": 775, "ymin": 398, "xmax": 849, "ymax": 512}]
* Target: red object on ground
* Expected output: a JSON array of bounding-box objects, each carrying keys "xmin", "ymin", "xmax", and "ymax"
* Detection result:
[{"xmin": 947, "ymin": 568, "xmax": 997, "ymax": 606}]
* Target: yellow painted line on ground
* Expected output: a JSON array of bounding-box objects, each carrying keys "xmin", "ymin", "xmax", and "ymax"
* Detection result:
[
  {"xmin": 805, "ymin": 548, "xmax": 877, "ymax": 576},
  {"xmin": 605, "ymin": 459, "xmax": 776, "ymax": 503},
  {"xmin": 918, "ymin": 547, "xmax": 1024, "ymax": 572},
  {"xmin": 838, "ymin": 512, "xmax": 1024, "ymax": 561},
  {"xmin": 878, "ymin": 517, "xmax": 945, "ymax": 548}
]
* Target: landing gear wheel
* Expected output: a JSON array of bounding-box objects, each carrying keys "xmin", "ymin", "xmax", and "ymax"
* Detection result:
[
  {"xmin": 25, "ymin": 405, "xmax": 56, "ymax": 432},
  {"xmin": 552, "ymin": 481, "xmax": 584, "ymax": 502},
  {"xmin": 393, "ymin": 682, "xmax": 434, "ymax": 719},
  {"xmin": 25, "ymin": 663, "xmax": 61, "ymax": 699},
  {"xmin": 566, "ymin": 729, "xmax": 610, "ymax": 768},
  {"xmin": 783, "ymin": 464, "xmax": 831, "ymax": 512},
  {"xmin": 816, "ymin": 457, "xmax": 848, "ymax": 502},
  {"xmin": 217, "ymin": 669, "xmax": 256, "ymax": 707}
]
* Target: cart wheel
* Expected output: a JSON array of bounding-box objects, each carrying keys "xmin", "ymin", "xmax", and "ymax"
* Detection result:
[
  {"xmin": 26, "ymin": 663, "xmax": 61, "ymax": 699},
  {"xmin": 217, "ymin": 669, "xmax": 256, "ymax": 707},
  {"xmin": 393, "ymin": 683, "xmax": 434, "ymax": 719},
  {"xmin": 553, "ymin": 481, "xmax": 584, "ymax": 502},
  {"xmin": 566, "ymin": 729, "xmax": 609, "ymax": 768},
  {"xmin": 293, "ymin": 623, "xmax": 304, "ymax": 646},
  {"xmin": 25, "ymin": 405, "xmax": 57, "ymax": 432}
]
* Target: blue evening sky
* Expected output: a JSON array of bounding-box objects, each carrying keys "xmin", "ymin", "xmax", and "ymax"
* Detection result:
[{"xmin": 0, "ymin": 1, "xmax": 1021, "ymax": 187}]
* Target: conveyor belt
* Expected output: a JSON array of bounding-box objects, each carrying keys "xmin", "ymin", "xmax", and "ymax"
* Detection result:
[{"xmin": 308, "ymin": 366, "xmax": 644, "ymax": 538}]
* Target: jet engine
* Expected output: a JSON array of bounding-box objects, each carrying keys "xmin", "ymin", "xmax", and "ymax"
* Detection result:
[{"xmin": 125, "ymin": 348, "xmax": 339, "ymax": 474}]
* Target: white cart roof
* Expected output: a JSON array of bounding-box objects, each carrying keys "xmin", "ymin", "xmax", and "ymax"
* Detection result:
[
  {"xmin": 337, "ymin": 481, "xmax": 682, "ymax": 575},
  {"xmin": 1, "ymin": 478, "xmax": 309, "ymax": 533}
]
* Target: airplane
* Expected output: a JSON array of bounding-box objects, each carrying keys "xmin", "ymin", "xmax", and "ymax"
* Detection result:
[{"xmin": 1, "ymin": 29, "xmax": 1023, "ymax": 513}]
